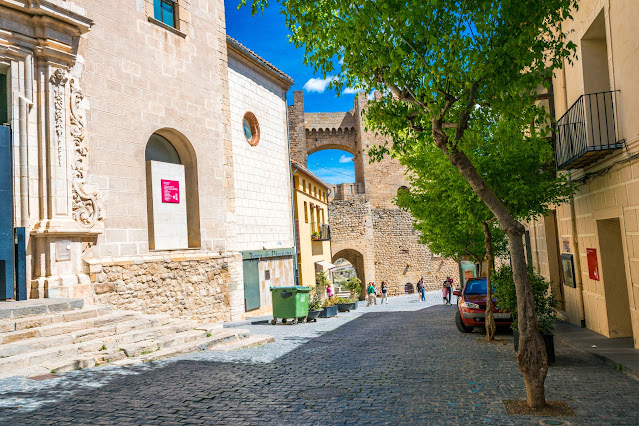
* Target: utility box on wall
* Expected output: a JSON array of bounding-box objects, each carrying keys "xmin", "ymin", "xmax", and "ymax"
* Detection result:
[{"xmin": 146, "ymin": 160, "xmax": 188, "ymax": 250}]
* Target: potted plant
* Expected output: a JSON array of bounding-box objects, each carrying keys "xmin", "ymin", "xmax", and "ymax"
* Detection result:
[
  {"xmin": 492, "ymin": 265, "xmax": 557, "ymax": 364},
  {"xmin": 306, "ymin": 298, "xmax": 323, "ymax": 322},
  {"xmin": 336, "ymin": 296, "xmax": 356, "ymax": 312},
  {"xmin": 344, "ymin": 277, "xmax": 362, "ymax": 308},
  {"xmin": 311, "ymin": 231, "xmax": 320, "ymax": 240},
  {"xmin": 319, "ymin": 296, "xmax": 338, "ymax": 318}
]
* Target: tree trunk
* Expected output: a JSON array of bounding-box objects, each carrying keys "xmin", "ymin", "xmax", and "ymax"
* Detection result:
[
  {"xmin": 432, "ymin": 128, "xmax": 547, "ymax": 409},
  {"xmin": 482, "ymin": 222, "xmax": 496, "ymax": 343}
]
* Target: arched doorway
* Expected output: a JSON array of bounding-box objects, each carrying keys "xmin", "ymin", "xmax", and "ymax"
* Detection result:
[
  {"xmin": 332, "ymin": 248, "xmax": 366, "ymax": 300},
  {"xmin": 145, "ymin": 129, "xmax": 201, "ymax": 250}
]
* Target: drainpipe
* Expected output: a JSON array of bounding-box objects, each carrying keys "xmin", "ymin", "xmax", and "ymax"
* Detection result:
[
  {"xmin": 569, "ymin": 180, "xmax": 586, "ymax": 328},
  {"xmin": 286, "ymin": 103, "xmax": 300, "ymax": 286}
]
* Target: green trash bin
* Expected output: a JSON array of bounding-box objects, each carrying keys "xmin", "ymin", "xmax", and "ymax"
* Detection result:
[{"xmin": 270, "ymin": 286, "xmax": 310, "ymax": 325}]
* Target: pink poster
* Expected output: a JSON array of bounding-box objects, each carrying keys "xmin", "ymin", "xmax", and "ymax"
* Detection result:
[
  {"xmin": 586, "ymin": 248, "xmax": 599, "ymax": 281},
  {"xmin": 161, "ymin": 180, "xmax": 179, "ymax": 203}
]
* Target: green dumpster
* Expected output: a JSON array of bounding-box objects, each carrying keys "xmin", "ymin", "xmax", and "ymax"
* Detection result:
[{"xmin": 270, "ymin": 286, "xmax": 310, "ymax": 325}]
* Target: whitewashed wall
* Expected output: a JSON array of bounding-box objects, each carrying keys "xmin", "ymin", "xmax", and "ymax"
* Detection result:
[{"xmin": 227, "ymin": 56, "xmax": 294, "ymax": 251}]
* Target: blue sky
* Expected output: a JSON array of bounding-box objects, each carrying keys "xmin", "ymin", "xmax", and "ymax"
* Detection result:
[{"xmin": 225, "ymin": 1, "xmax": 356, "ymax": 184}]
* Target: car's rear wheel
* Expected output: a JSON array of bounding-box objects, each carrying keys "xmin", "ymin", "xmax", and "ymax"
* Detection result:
[{"xmin": 455, "ymin": 310, "xmax": 474, "ymax": 333}]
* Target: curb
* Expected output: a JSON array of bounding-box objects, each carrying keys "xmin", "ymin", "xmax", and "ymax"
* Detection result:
[{"xmin": 554, "ymin": 335, "xmax": 639, "ymax": 382}]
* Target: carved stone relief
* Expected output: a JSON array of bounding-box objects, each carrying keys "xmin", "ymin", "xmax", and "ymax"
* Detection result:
[
  {"xmin": 69, "ymin": 77, "xmax": 104, "ymax": 228},
  {"xmin": 49, "ymin": 69, "xmax": 68, "ymax": 166}
]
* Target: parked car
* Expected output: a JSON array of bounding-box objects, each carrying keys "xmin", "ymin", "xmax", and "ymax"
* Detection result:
[{"xmin": 453, "ymin": 277, "xmax": 512, "ymax": 333}]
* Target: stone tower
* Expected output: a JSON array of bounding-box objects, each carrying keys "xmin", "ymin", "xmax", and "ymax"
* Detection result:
[{"xmin": 288, "ymin": 91, "xmax": 458, "ymax": 294}]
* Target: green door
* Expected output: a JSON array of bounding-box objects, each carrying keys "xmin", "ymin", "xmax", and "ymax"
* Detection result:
[{"xmin": 243, "ymin": 259, "xmax": 260, "ymax": 311}]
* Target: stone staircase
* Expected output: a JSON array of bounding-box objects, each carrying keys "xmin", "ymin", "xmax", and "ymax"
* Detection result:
[{"xmin": 0, "ymin": 299, "xmax": 273, "ymax": 379}]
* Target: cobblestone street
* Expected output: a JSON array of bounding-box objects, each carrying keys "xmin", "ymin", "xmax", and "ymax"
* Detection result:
[{"xmin": 1, "ymin": 294, "xmax": 638, "ymax": 425}]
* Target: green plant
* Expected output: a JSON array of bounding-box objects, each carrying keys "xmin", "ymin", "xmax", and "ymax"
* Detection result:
[
  {"xmin": 322, "ymin": 296, "xmax": 339, "ymax": 308},
  {"xmin": 315, "ymin": 270, "xmax": 329, "ymax": 292},
  {"xmin": 311, "ymin": 231, "xmax": 320, "ymax": 239},
  {"xmin": 308, "ymin": 298, "xmax": 323, "ymax": 311},
  {"xmin": 335, "ymin": 297, "xmax": 353, "ymax": 304},
  {"xmin": 344, "ymin": 277, "xmax": 361, "ymax": 301},
  {"xmin": 492, "ymin": 265, "xmax": 557, "ymax": 333},
  {"xmin": 206, "ymin": 333, "xmax": 212, "ymax": 337},
  {"xmin": 99, "ymin": 344, "xmax": 107, "ymax": 351}
]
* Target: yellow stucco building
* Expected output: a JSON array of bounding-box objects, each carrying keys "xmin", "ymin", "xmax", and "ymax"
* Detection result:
[
  {"xmin": 526, "ymin": 1, "xmax": 639, "ymax": 348},
  {"xmin": 291, "ymin": 161, "xmax": 334, "ymax": 288}
]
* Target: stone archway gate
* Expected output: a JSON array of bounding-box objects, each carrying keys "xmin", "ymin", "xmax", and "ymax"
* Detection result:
[{"xmin": 288, "ymin": 91, "xmax": 459, "ymax": 294}]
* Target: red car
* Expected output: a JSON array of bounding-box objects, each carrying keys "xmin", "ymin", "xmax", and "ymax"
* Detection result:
[{"xmin": 453, "ymin": 277, "xmax": 513, "ymax": 333}]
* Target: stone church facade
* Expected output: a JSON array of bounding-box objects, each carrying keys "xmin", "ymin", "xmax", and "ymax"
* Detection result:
[
  {"xmin": 288, "ymin": 92, "xmax": 458, "ymax": 294},
  {"xmin": 0, "ymin": 0, "xmax": 253, "ymax": 322}
]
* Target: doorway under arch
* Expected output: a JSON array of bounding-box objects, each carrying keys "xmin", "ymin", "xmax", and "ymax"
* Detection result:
[{"xmin": 145, "ymin": 128, "xmax": 201, "ymax": 249}]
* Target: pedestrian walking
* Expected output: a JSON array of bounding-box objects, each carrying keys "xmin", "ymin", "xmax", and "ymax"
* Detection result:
[
  {"xmin": 416, "ymin": 278, "xmax": 423, "ymax": 301},
  {"xmin": 442, "ymin": 280, "xmax": 449, "ymax": 305},
  {"xmin": 444, "ymin": 276, "xmax": 452, "ymax": 305},
  {"xmin": 366, "ymin": 282, "xmax": 377, "ymax": 306},
  {"xmin": 381, "ymin": 281, "xmax": 389, "ymax": 304},
  {"xmin": 326, "ymin": 283, "xmax": 334, "ymax": 298}
]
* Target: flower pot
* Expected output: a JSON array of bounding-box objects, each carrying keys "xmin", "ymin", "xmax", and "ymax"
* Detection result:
[
  {"xmin": 306, "ymin": 309, "xmax": 321, "ymax": 322},
  {"xmin": 337, "ymin": 302, "xmax": 355, "ymax": 312},
  {"xmin": 513, "ymin": 330, "xmax": 555, "ymax": 364},
  {"xmin": 351, "ymin": 301, "xmax": 363, "ymax": 310},
  {"xmin": 319, "ymin": 306, "xmax": 338, "ymax": 318}
]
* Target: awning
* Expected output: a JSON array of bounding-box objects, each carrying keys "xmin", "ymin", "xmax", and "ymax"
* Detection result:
[{"xmin": 315, "ymin": 260, "xmax": 337, "ymax": 271}]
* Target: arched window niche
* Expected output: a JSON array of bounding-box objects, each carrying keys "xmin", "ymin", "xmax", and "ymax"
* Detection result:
[{"xmin": 145, "ymin": 129, "xmax": 201, "ymax": 250}]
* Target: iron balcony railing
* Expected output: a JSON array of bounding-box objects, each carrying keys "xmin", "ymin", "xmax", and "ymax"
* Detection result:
[
  {"xmin": 555, "ymin": 91, "xmax": 625, "ymax": 170},
  {"xmin": 311, "ymin": 223, "xmax": 331, "ymax": 241}
]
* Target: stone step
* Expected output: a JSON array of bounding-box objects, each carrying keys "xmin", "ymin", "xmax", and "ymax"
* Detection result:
[
  {"xmin": 20, "ymin": 328, "xmax": 244, "ymax": 375},
  {"xmin": 0, "ymin": 305, "xmax": 113, "ymax": 333},
  {"xmin": 0, "ymin": 344, "xmax": 79, "ymax": 375},
  {"xmin": 0, "ymin": 319, "xmax": 231, "ymax": 376},
  {"xmin": 0, "ymin": 311, "xmax": 144, "ymax": 345},
  {"xmin": 0, "ymin": 314, "xmax": 156, "ymax": 358},
  {"xmin": 213, "ymin": 334, "xmax": 274, "ymax": 351},
  {"xmin": 110, "ymin": 329, "xmax": 252, "ymax": 366},
  {"xmin": 0, "ymin": 299, "xmax": 84, "ymax": 322}
]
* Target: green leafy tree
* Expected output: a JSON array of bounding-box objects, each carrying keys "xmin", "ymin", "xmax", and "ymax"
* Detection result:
[
  {"xmin": 344, "ymin": 277, "xmax": 362, "ymax": 301},
  {"xmin": 397, "ymin": 141, "xmax": 508, "ymax": 342},
  {"xmin": 243, "ymin": 0, "xmax": 578, "ymax": 409}
]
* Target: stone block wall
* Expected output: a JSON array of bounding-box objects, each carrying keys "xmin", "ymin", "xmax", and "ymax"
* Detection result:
[
  {"xmin": 288, "ymin": 91, "xmax": 307, "ymax": 166},
  {"xmin": 372, "ymin": 208, "xmax": 458, "ymax": 293},
  {"xmin": 329, "ymin": 197, "xmax": 458, "ymax": 296},
  {"xmin": 87, "ymin": 252, "xmax": 244, "ymax": 322},
  {"xmin": 227, "ymin": 54, "xmax": 294, "ymax": 251}
]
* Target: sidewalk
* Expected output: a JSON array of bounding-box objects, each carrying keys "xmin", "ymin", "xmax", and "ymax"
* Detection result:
[{"xmin": 553, "ymin": 320, "xmax": 639, "ymax": 380}]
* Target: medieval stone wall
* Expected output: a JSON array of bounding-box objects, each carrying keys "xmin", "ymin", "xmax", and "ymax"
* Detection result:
[
  {"xmin": 291, "ymin": 91, "xmax": 460, "ymax": 297},
  {"xmin": 372, "ymin": 208, "xmax": 459, "ymax": 293}
]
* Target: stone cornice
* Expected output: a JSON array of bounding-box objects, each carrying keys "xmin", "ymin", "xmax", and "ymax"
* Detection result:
[{"xmin": 0, "ymin": 0, "xmax": 92, "ymax": 65}]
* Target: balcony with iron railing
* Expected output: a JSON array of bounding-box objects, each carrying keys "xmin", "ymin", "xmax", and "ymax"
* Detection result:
[
  {"xmin": 555, "ymin": 91, "xmax": 625, "ymax": 170},
  {"xmin": 311, "ymin": 223, "xmax": 331, "ymax": 241}
]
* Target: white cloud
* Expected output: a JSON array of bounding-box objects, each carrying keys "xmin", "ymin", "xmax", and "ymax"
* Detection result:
[
  {"xmin": 303, "ymin": 76, "xmax": 337, "ymax": 93},
  {"xmin": 338, "ymin": 57, "xmax": 344, "ymax": 65},
  {"xmin": 343, "ymin": 87, "xmax": 358, "ymax": 95},
  {"xmin": 338, "ymin": 154, "xmax": 353, "ymax": 163}
]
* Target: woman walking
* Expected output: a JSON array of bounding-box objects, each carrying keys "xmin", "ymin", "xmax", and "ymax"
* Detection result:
[{"xmin": 381, "ymin": 281, "xmax": 389, "ymax": 304}]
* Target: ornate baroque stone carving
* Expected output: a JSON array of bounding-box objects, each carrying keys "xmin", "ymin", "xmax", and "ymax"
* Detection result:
[
  {"xmin": 50, "ymin": 69, "xmax": 68, "ymax": 166},
  {"xmin": 70, "ymin": 78, "xmax": 104, "ymax": 228}
]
